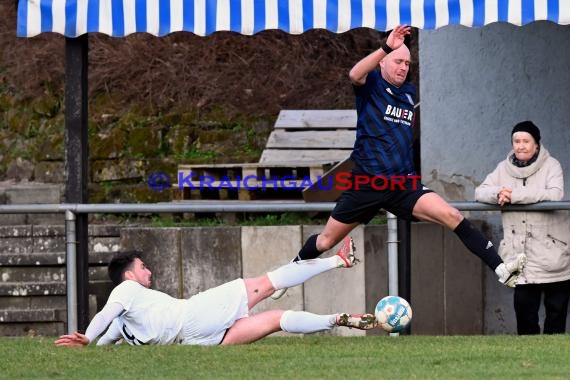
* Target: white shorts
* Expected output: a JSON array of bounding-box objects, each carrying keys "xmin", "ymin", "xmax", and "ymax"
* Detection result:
[{"xmin": 179, "ymin": 279, "xmax": 249, "ymax": 345}]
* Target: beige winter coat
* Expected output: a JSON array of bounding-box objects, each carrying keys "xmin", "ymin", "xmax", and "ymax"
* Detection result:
[{"xmin": 475, "ymin": 146, "xmax": 570, "ymax": 284}]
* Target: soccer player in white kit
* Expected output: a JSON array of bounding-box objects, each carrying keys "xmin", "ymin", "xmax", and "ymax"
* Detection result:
[{"xmin": 55, "ymin": 236, "xmax": 377, "ymax": 347}]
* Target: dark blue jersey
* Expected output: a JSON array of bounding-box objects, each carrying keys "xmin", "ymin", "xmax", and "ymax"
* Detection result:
[{"xmin": 350, "ymin": 70, "xmax": 416, "ymax": 177}]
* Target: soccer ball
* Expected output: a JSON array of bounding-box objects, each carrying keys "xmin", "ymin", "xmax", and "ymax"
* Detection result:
[{"xmin": 375, "ymin": 295, "xmax": 412, "ymax": 333}]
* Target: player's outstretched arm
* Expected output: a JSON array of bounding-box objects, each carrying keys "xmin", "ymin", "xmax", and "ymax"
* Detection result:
[
  {"xmin": 54, "ymin": 302, "xmax": 123, "ymax": 347},
  {"xmin": 349, "ymin": 25, "xmax": 411, "ymax": 85},
  {"xmin": 55, "ymin": 331, "xmax": 89, "ymax": 347}
]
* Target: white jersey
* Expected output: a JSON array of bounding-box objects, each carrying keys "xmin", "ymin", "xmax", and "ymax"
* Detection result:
[{"xmin": 106, "ymin": 280, "xmax": 187, "ymax": 345}]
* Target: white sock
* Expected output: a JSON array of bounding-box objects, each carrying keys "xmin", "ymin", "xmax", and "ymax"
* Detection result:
[
  {"xmin": 267, "ymin": 256, "xmax": 340, "ymax": 290},
  {"xmin": 280, "ymin": 310, "xmax": 336, "ymax": 333},
  {"xmin": 495, "ymin": 263, "xmax": 509, "ymax": 281}
]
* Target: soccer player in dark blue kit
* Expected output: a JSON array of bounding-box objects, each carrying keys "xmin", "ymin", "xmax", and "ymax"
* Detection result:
[{"xmin": 272, "ymin": 25, "xmax": 527, "ymax": 300}]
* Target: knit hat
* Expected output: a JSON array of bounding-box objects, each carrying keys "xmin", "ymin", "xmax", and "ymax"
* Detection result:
[{"xmin": 511, "ymin": 121, "xmax": 540, "ymax": 144}]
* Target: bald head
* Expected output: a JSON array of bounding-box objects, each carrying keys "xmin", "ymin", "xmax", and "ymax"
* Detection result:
[{"xmin": 379, "ymin": 45, "xmax": 411, "ymax": 87}]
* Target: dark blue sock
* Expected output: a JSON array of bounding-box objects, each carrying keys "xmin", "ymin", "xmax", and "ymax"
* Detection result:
[
  {"xmin": 294, "ymin": 234, "xmax": 322, "ymax": 261},
  {"xmin": 453, "ymin": 218, "xmax": 503, "ymax": 270}
]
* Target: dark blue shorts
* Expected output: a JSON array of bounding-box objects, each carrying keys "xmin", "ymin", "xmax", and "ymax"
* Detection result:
[{"xmin": 331, "ymin": 171, "xmax": 433, "ymax": 224}]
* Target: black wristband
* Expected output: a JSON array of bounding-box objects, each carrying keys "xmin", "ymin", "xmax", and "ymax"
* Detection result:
[{"xmin": 381, "ymin": 42, "xmax": 393, "ymax": 54}]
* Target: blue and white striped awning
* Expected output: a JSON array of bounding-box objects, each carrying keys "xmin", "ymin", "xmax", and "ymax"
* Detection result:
[{"xmin": 17, "ymin": 0, "xmax": 570, "ymax": 38}]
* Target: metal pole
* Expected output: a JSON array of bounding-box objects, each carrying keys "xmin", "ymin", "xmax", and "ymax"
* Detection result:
[
  {"xmin": 65, "ymin": 210, "xmax": 78, "ymax": 334},
  {"xmin": 397, "ymin": 219, "xmax": 411, "ymax": 303},
  {"xmin": 387, "ymin": 212, "xmax": 400, "ymax": 337},
  {"xmin": 65, "ymin": 35, "xmax": 90, "ymax": 330},
  {"xmin": 397, "ymin": 218, "xmax": 411, "ymax": 335},
  {"xmin": 387, "ymin": 212, "xmax": 399, "ymax": 295}
]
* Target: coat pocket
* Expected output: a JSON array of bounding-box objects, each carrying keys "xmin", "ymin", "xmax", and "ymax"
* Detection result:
[{"xmin": 533, "ymin": 227, "xmax": 570, "ymax": 272}]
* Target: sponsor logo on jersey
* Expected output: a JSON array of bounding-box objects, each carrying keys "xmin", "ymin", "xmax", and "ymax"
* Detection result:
[{"xmin": 384, "ymin": 104, "xmax": 414, "ymax": 126}]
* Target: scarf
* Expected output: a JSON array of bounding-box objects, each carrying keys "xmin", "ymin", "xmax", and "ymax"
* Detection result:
[{"xmin": 510, "ymin": 146, "xmax": 540, "ymax": 168}]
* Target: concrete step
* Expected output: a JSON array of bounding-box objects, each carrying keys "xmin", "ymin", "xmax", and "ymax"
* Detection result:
[
  {"xmin": 0, "ymin": 252, "xmax": 65, "ymax": 266},
  {"xmin": 1, "ymin": 294, "xmax": 66, "ymax": 310},
  {"xmin": 0, "ymin": 280, "xmax": 110, "ymax": 296},
  {"xmin": 0, "ymin": 308, "xmax": 65, "ymax": 323},
  {"xmin": 0, "ymin": 224, "xmax": 122, "ymax": 238},
  {"xmin": 0, "ymin": 294, "xmax": 99, "ymax": 336},
  {"xmin": 0, "ymin": 235, "xmax": 121, "ymax": 255},
  {"xmin": 0, "ymin": 182, "xmax": 62, "ymax": 226},
  {"xmin": 0, "ymin": 281, "xmax": 66, "ymax": 296},
  {"xmin": 0, "ymin": 266, "xmax": 108, "ymax": 282},
  {"xmin": 0, "ymin": 251, "xmax": 116, "ymax": 266},
  {"xmin": 0, "ymin": 225, "xmax": 121, "ymax": 256},
  {"xmin": 0, "ymin": 321, "xmax": 65, "ymax": 336},
  {"xmin": 0, "ymin": 182, "xmax": 62, "ymax": 204}
]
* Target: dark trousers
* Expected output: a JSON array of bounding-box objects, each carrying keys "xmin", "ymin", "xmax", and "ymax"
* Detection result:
[{"xmin": 514, "ymin": 280, "xmax": 570, "ymax": 335}]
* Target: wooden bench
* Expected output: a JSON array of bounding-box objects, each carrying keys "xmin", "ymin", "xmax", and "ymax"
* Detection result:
[
  {"xmin": 177, "ymin": 161, "xmax": 337, "ymax": 200},
  {"xmin": 176, "ymin": 110, "xmax": 357, "ymax": 201},
  {"xmin": 260, "ymin": 109, "xmax": 356, "ymax": 163}
]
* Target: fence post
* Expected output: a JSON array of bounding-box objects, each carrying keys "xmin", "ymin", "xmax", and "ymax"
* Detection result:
[
  {"xmin": 387, "ymin": 212, "xmax": 399, "ymax": 295},
  {"xmin": 65, "ymin": 35, "xmax": 90, "ymax": 330},
  {"xmin": 65, "ymin": 210, "xmax": 78, "ymax": 334},
  {"xmin": 397, "ymin": 218, "xmax": 411, "ymax": 335}
]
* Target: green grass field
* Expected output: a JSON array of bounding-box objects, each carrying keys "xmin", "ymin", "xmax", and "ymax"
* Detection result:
[{"xmin": 1, "ymin": 335, "xmax": 568, "ymax": 379}]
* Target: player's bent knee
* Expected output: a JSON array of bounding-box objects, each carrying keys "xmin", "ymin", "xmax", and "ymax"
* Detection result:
[
  {"xmin": 449, "ymin": 207, "xmax": 463, "ymax": 221},
  {"xmin": 436, "ymin": 206, "xmax": 463, "ymax": 227},
  {"xmin": 316, "ymin": 234, "xmax": 337, "ymax": 252}
]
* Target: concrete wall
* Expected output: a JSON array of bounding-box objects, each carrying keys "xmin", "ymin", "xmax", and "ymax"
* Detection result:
[
  {"xmin": 119, "ymin": 224, "xmax": 484, "ymax": 336},
  {"xmin": 4, "ymin": 221, "xmax": 560, "ymax": 336},
  {"xmin": 120, "ymin": 227, "xmax": 242, "ymax": 298},
  {"xmin": 419, "ymin": 21, "xmax": 570, "ymax": 333}
]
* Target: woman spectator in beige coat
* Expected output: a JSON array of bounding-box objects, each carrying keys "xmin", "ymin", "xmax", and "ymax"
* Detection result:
[{"xmin": 475, "ymin": 121, "xmax": 570, "ymax": 334}]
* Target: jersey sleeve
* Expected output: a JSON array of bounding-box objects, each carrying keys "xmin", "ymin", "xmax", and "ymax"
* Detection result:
[
  {"xmin": 84, "ymin": 302, "xmax": 124, "ymax": 343},
  {"xmin": 354, "ymin": 69, "xmax": 380, "ymax": 97},
  {"xmin": 96, "ymin": 318, "xmax": 124, "ymax": 346}
]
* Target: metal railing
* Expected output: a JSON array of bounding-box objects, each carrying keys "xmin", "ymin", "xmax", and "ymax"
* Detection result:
[
  {"xmin": 3, "ymin": 200, "xmax": 570, "ymax": 215},
  {"xmin": 2, "ymin": 200, "xmax": 570, "ymax": 333}
]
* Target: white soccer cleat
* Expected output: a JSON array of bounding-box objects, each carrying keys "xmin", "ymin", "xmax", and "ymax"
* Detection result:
[
  {"xmin": 336, "ymin": 236, "xmax": 357, "ymax": 268},
  {"xmin": 497, "ymin": 253, "xmax": 527, "ymax": 287},
  {"xmin": 337, "ymin": 313, "xmax": 378, "ymax": 330}
]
